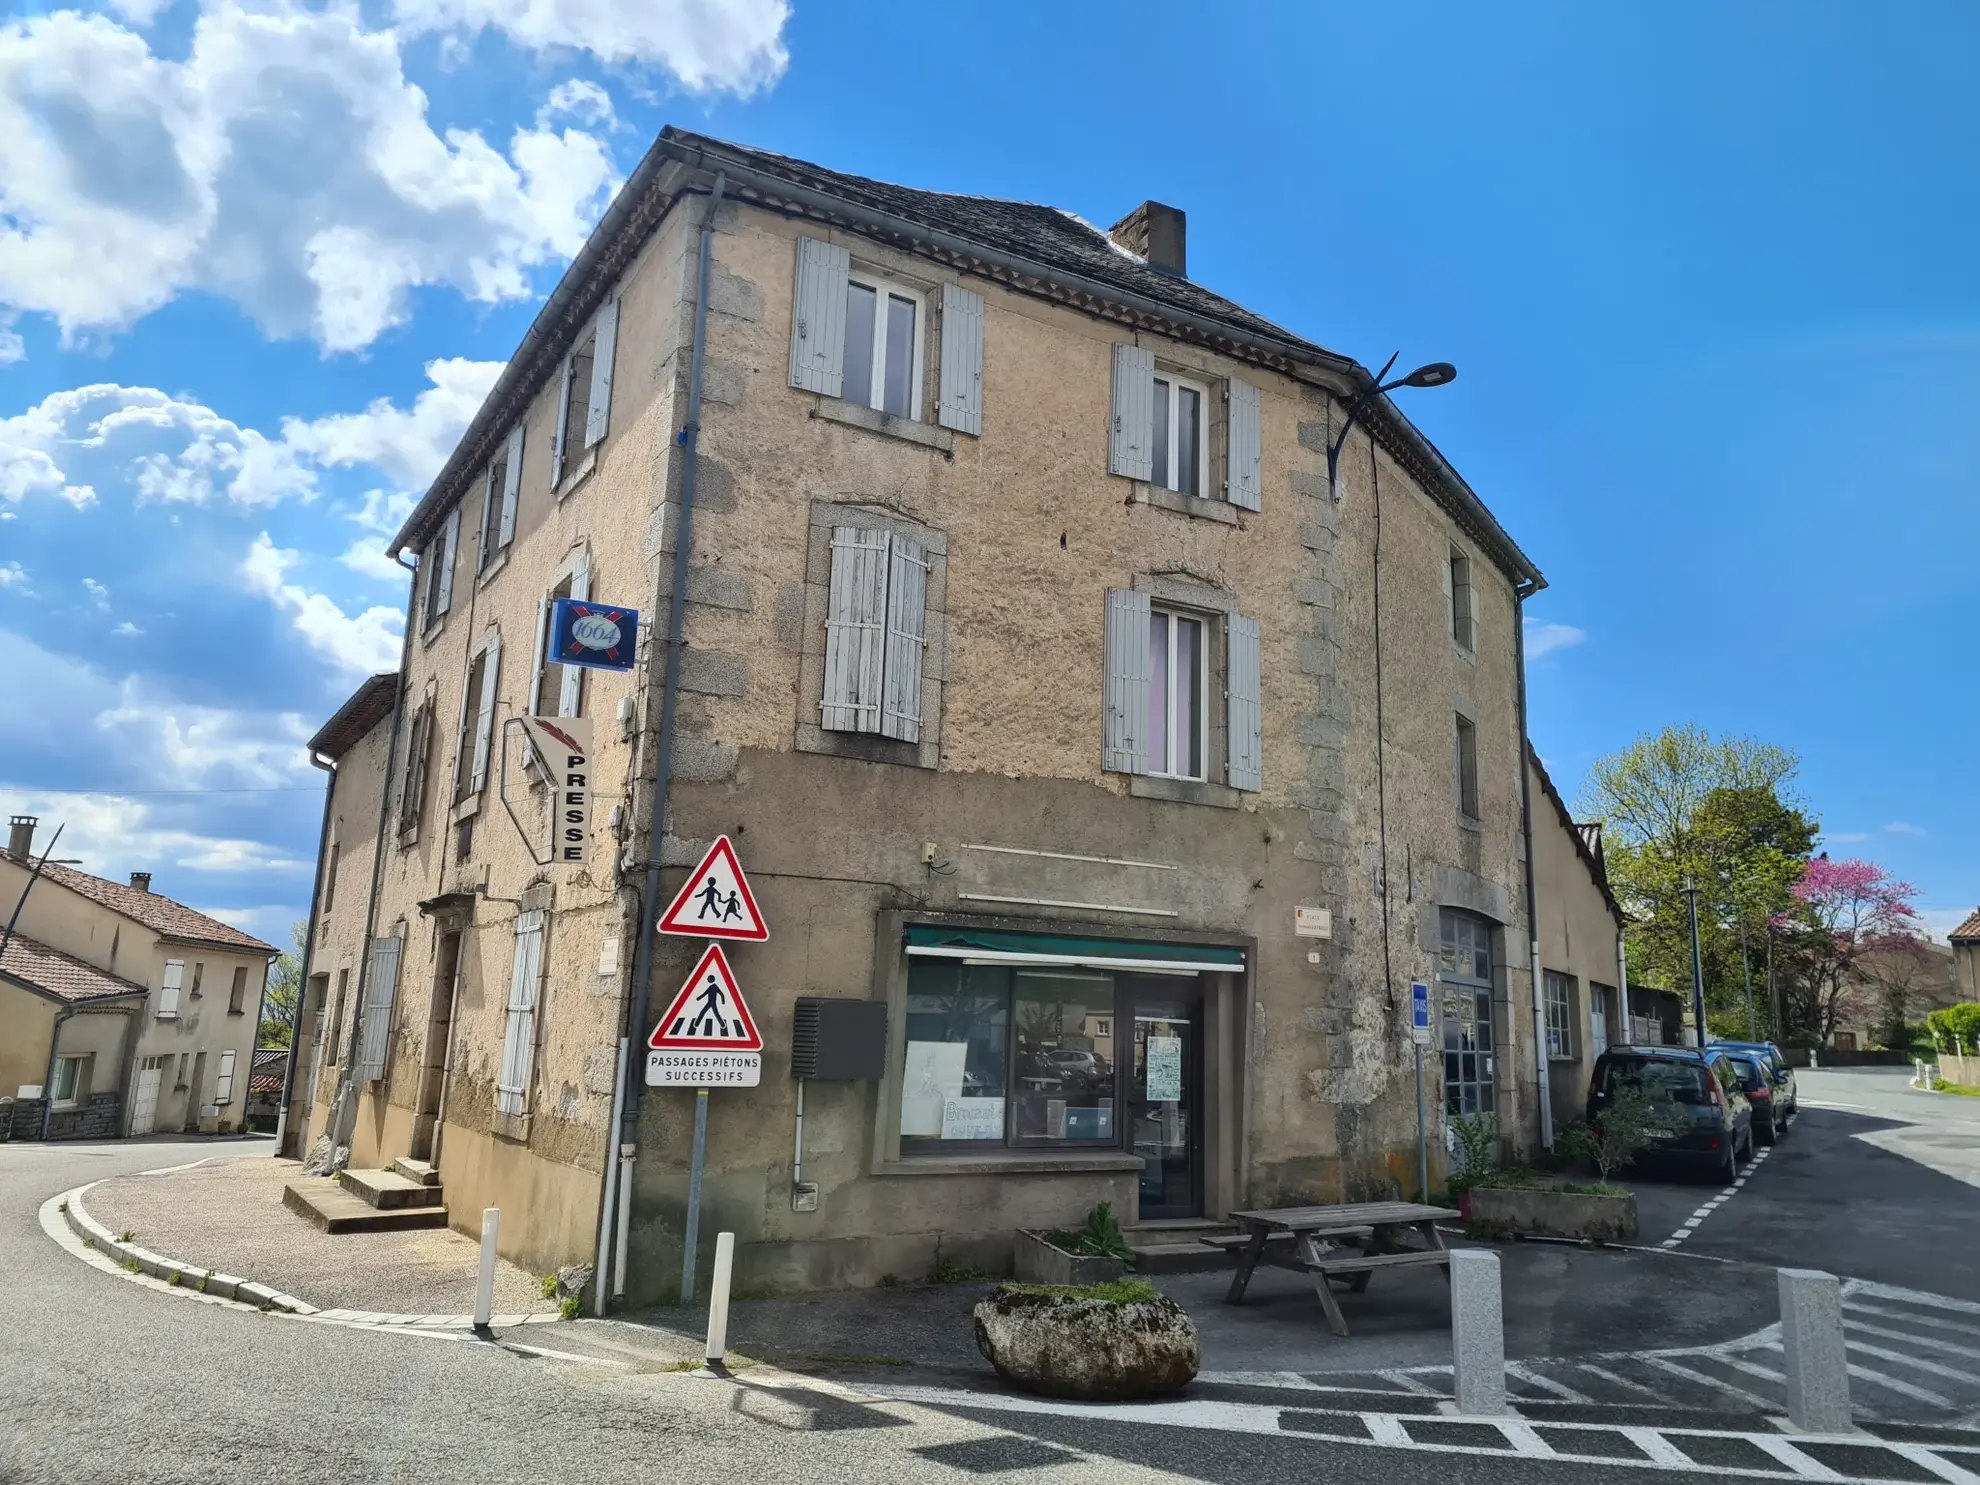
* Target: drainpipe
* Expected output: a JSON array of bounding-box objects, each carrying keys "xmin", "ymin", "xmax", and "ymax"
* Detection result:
[
  {"xmin": 1616, "ymin": 927, "xmax": 1630, "ymax": 1048},
  {"xmin": 1515, "ymin": 588, "xmax": 1553, "ymax": 1150},
  {"xmin": 606, "ymin": 170, "xmax": 726, "ymax": 1307},
  {"xmin": 328, "ymin": 554, "xmax": 419, "ymax": 1162},
  {"xmin": 39, "ymin": 1005, "xmax": 77, "ymax": 1140},
  {"xmin": 278, "ymin": 750, "xmax": 338, "ymax": 1157}
]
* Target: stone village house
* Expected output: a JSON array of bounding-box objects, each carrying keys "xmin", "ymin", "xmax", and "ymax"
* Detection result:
[
  {"xmin": 282, "ymin": 129, "xmax": 1562, "ymax": 1298},
  {"xmin": 1, "ymin": 817, "xmax": 274, "ymax": 1140}
]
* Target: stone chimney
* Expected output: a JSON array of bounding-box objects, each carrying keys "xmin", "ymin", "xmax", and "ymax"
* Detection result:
[
  {"xmin": 1108, "ymin": 201, "xmax": 1187, "ymax": 278},
  {"xmin": 129, "ymin": 871, "xmax": 152, "ymax": 893},
  {"xmin": 7, "ymin": 816, "xmax": 33, "ymax": 860}
]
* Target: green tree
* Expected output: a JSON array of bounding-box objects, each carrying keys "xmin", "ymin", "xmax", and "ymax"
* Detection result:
[{"xmin": 259, "ymin": 919, "xmax": 307, "ymax": 1049}]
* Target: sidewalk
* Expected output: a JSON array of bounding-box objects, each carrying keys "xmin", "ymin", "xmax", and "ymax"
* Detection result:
[{"xmin": 82, "ymin": 1152, "xmax": 558, "ymax": 1319}]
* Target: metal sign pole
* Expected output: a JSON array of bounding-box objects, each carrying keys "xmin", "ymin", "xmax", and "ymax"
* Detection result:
[
  {"xmin": 681, "ymin": 1087, "xmax": 710, "ymax": 1305},
  {"xmin": 1415, "ymin": 1044, "xmax": 1429, "ymax": 1201}
]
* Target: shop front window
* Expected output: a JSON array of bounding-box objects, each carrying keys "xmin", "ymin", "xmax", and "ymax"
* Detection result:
[{"xmin": 1439, "ymin": 909, "xmax": 1497, "ymax": 1117}]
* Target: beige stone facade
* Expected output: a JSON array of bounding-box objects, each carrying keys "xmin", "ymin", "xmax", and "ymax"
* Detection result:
[{"xmin": 301, "ymin": 130, "xmax": 1550, "ymax": 1297}]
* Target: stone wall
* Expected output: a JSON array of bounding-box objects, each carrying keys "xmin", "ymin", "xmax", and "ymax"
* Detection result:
[{"xmin": 0, "ymin": 1091, "xmax": 121, "ymax": 1141}]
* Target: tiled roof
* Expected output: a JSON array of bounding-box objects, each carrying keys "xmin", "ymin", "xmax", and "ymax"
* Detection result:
[
  {"xmin": 1952, "ymin": 909, "xmax": 1980, "ymax": 944},
  {"xmin": 10, "ymin": 860, "xmax": 276, "ymax": 954},
  {"xmin": 309, "ymin": 673, "xmax": 397, "ymax": 760},
  {"xmin": 0, "ymin": 930, "xmax": 149, "ymax": 1005},
  {"xmin": 249, "ymin": 1047, "xmax": 289, "ymax": 1095},
  {"xmin": 1528, "ymin": 742, "xmax": 1625, "ymax": 926}
]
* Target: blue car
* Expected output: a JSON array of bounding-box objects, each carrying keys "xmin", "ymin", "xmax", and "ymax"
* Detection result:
[{"xmin": 1708, "ymin": 1040, "xmax": 1798, "ymax": 1122}]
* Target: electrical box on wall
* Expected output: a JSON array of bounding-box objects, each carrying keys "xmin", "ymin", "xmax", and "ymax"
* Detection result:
[{"xmin": 790, "ymin": 998, "xmax": 888, "ymax": 1081}]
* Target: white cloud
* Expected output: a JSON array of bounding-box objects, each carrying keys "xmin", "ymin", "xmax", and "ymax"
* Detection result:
[
  {"xmin": 112, "ymin": 621, "xmax": 142, "ymax": 637},
  {"xmin": 0, "ymin": 561, "xmax": 29, "ymax": 593},
  {"xmin": 391, "ymin": 0, "xmax": 790, "ymax": 90},
  {"xmin": 0, "ymin": 788, "xmax": 306, "ymax": 879},
  {"xmin": 282, "ymin": 357, "xmax": 503, "ymax": 489},
  {"xmin": 1884, "ymin": 821, "xmax": 1927, "ymax": 837},
  {"xmin": 340, "ymin": 538, "xmax": 407, "ymax": 582},
  {"xmin": 242, "ymin": 531, "xmax": 403, "ymax": 674},
  {"xmin": 0, "ymin": 5, "xmax": 621, "ymax": 351},
  {"xmin": 1523, "ymin": 618, "xmax": 1587, "ymax": 659},
  {"xmin": 1916, "ymin": 907, "xmax": 1976, "ymax": 945},
  {"xmin": 1823, "ymin": 831, "xmax": 1869, "ymax": 844},
  {"xmin": 538, "ymin": 78, "xmax": 618, "ymax": 131},
  {"xmin": 95, "ymin": 678, "xmax": 313, "ymax": 787},
  {"xmin": 0, "ymin": 322, "xmax": 21, "ymax": 365},
  {"xmin": 82, "ymin": 577, "xmax": 109, "ymax": 610}
]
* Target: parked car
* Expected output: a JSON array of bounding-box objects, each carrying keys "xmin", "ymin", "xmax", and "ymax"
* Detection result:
[
  {"xmin": 1708, "ymin": 1040, "xmax": 1798, "ymax": 1121},
  {"xmin": 1587, "ymin": 1046, "xmax": 1755, "ymax": 1182},
  {"xmin": 1724, "ymin": 1052, "xmax": 1789, "ymax": 1144},
  {"xmin": 1034, "ymin": 1049, "xmax": 1111, "ymax": 1090}
]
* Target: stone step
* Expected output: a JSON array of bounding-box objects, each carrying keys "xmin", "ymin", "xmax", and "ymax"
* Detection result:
[
  {"xmin": 1127, "ymin": 1240, "xmax": 1240, "ymax": 1275},
  {"xmin": 284, "ymin": 1180, "xmax": 450, "ymax": 1235},
  {"xmin": 390, "ymin": 1157, "xmax": 441, "ymax": 1187},
  {"xmin": 337, "ymin": 1167, "xmax": 445, "ymax": 1210}
]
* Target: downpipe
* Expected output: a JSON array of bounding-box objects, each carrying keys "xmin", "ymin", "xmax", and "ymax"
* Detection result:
[{"xmin": 1515, "ymin": 587, "xmax": 1553, "ymax": 1150}]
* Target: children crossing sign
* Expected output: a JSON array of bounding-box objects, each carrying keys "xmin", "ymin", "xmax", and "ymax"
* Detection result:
[
  {"xmin": 656, "ymin": 835, "xmax": 768, "ymax": 941},
  {"xmin": 646, "ymin": 943, "xmax": 762, "ymax": 1087}
]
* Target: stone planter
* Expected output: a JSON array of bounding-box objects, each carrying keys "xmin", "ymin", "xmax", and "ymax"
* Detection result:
[
  {"xmin": 974, "ymin": 1286, "xmax": 1199, "ymax": 1400},
  {"xmin": 1467, "ymin": 1183, "xmax": 1637, "ymax": 1244},
  {"xmin": 1013, "ymin": 1229, "xmax": 1126, "ymax": 1287}
]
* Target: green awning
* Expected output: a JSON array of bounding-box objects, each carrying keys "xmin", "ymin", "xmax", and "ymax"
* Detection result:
[{"xmin": 904, "ymin": 925, "xmax": 1243, "ymax": 973}]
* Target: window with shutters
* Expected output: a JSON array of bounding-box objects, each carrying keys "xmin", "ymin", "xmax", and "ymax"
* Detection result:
[
  {"xmin": 1543, "ymin": 971, "xmax": 1575, "ymax": 1061},
  {"xmin": 228, "ymin": 964, "xmax": 249, "ymax": 1015},
  {"xmin": 158, "ymin": 959, "xmax": 183, "ymax": 1018},
  {"xmin": 420, "ymin": 510, "xmax": 458, "ymax": 635},
  {"xmin": 1150, "ymin": 374, "xmax": 1208, "ymax": 498},
  {"xmin": 843, "ymin": 273, "xmax": 924, "ymax": 419},
  {"xmin": 451, "ymin": 631, "xmax": 502, "ymax": 810},
  {"xmin": 1455, "ymin": 710, "xmax": 1481, "ymax": 821},
  {"xmin": 1109, "ymin": 345, "xmax": 1263, "ymax": 514},
  {"xmin": 1147, "ymin": 606, "xmax": 1207, "ymax": 781},
  {"xmin": 189, "ymin": 962, "xmax": 204, "ymax": 999},
  {"xmin": 1449, "ymin": 545, "xmax": 1475, "ymax": 652},
  {"xmin": 397, "ymin": 700, "xmax": 435, "ymax": 845},
  {"xmin": 355, "ymin": 932, "xmax": 403, "ymax": 1084},
  {"xmin": 326, "ymin": 968, "xmax": 349, "ymax": 1064},
  {"xmin": 798, "ymin": 502, "xmax": 948, "ymax": 769},
  {"xmin": 1102, "ymin": 581, "xmax": 1262, "ymax": 800},
  {"xmin": 215, "ymin": 1049, "xmax": 237, "ymax": 1104},
  {"xmin": 553, "ymin": 299, "xmax": 617, "ymax": 490},
  {"xmin": 478, "ymin": 426, "xmax": 523, "ymax": 574},
  {"xmin": 496, "ymin": 909, "xmax": 545, "ymax": 1121},
  {"xmin": 530, "ymin": 550, "xmax": 591, "ymax": 723}
]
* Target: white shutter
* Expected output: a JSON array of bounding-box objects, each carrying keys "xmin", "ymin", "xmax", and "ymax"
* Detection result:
[
  {"xmin": 355, "ymin": 934, "xmax": 402, "ymax": 1083},
  {"xmin": 1226, "ymin": 613, "xmax": 1263, "ymax": 792},
  {"xmin": 552, "ymin": 358, "xmax": 572, "ymax": 485},
  {"xmin": 1103, "ymin": 588, "xmax": 1152, "ymax": 774},
  {"xmin": 477, "ymin": 466, "xmax": 497, "ymax": 570},
  {"xmin": 1109, "ymin": 344, "xmax": 1155, "ymax": 481},
  {"xmin": 584, "ymin": 299, "xmax": 618, "ymax": 449},
  {"xmin": 1226, "ymin": 377, "xmax": 1263, "ymax": 511},
  {"xmin": 469, "ymin": 632, "xmax": 502, "ymax": 796},
  {"xmin": 434, "ymin": 507, "xmax": 460, "ymax": 617},
  {"xmin": 879, "ymin": 535, "xmax": 928, "ymax": 742},
  {"xmin": 789, "ymin": 236, "xmax": 851, "ymax": 396},
  {"xmin": 448, "ymin": 652, "xmax": 476, "ymax": 803},
  {"xmin": 498, "ymin": 424, "xmax": 523, "ymax": 546},
  {"xmin": 496, "ymin": 909, "xmax": 545, "ymax": 1117},
  {"xmin": 159, "ymin": 959, "xmax": 184, "ymax": 1018},
  {"xmin": 820, "ymin": 527, "xmax": 889, "ymax": 732},
  {"xmin": 937, "ymin": 283, "xmax": 985, "ymax": 435},
  {"xmin": 559, "ymin": 552, "xmax": 590, "ymax": 717},
  {"xmin": 527, "ymin": 593, "xmax": 551, "ymax": 716},
  {"xmin": 214, "ymin": 1049, "xmax": 236, "ymax": 1104}
]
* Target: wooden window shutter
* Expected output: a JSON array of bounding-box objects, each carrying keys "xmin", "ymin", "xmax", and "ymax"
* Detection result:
[
  {"xmin": 448, "ymin": 657, "xmax": 477, "ymax": 803},
  {"xmin": 1109, "ymin": 343, "xmax": 1155, "ymax": 481},
  {"xmin": 398, "ymin": 704, "xmax": 430, "ymax": 842},
  {"xmin": 1226, "ymin": 377, "xmax": 1263, "ymax": 511},
  {"xmin": 559, "ymin": 551, "xmax": 590, "ymax": 717},
  {"xmin": 477, "ymin": 465, "xmax": 498, "ymax": 569},
  {"xmin": 434, "ymin": 507, "xmax": 460, "ymax": 617},
  {"xmin": 1102, "ymin": 588, "xmax": 1152, "ymax": 774},
  {"xmin": 937, "ymin": 283, "xmax": 985, "ymax": 435},
  {"xmin": 821, "ymin": 527, "xmax": 889, "ymax": 732},
  {"xmin": 552, "ymin": 357, "xmax": 573, "ymax": 485},
  {"xmin": 355, "ymin": 934, "xmax": 402, "ymax": 1083},
  {"xmin": 159, "ymin": 959, "xmax": 184, "ymax": 1018},
  {"xmin": 1226, "ymin": 613, "xmax": 1263, "ymax": 792},
  {"xmin": 527, "ymin": 593, "xmax": 551, "ymax": 717},
  {"xmin": 879, "ymin": 534, "xmax": 928, "ymax": 742},
  {"xmin": 584, "ymin": 298, "xmax": 618, "ymax": 449},
  {"xmin": 789, "ymin": 236, "xmax": 851, "ymax": 396},
  {"xmin": 496, "ymin": 909, "xmax": 545, "ymax": 1117},
  {"xmin": 498, "ymin": 424, "xmax": 523, "ymax": 547},
  {"xmin": 215, "ymin": 1049, "xmax": 236, "ymax": 1103},
  {"xmin": 469, "ymin": 632, "xmax": 502, "ymax": 796}
]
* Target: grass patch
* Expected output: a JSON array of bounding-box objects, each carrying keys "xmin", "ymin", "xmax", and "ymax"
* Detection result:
[
  {"xmin": 1003, "ymin": 1278, "xmax": 1159, "ymax": 1304},
  {"xmin": 540, "ymin": 1274, "xmax": 559, "ymax": 1299},
  {"xmin": 559, "ymin": 1295, "xmax": 582, "ymax": 1320},
  {"xmin": 927, "ymin": 1256, "xmax": 990, "ymax": 1285},
  {"xmin": 118, "ymin": 1230, "xmax": 135, "ymax": 1243},
  {"xmin": 1934, "ymin": 1079, "xmax": 1980, "ymax": 1097}
]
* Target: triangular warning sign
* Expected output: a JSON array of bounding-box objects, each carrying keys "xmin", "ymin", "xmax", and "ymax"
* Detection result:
[
  {"xmin": 656, "ymin": 835, "xmax": 768, "ymax": 941},
  {"xmin": 649, "ymin": 944, "xmax": 762, "ymax": 1051}
]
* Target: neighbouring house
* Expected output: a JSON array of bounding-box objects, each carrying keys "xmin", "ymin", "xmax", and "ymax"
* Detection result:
[
  {"xmin": 246, "ymin": 1048, "xmax": 289, "ymax": 1133},
  {"xmin": 0, "ymin": 816, "xmax": 275, "ymax": 1138},
  {"xmin": 1526, "ymin": 746, "xmax": 1627, "ymax": 1126},
  {"xmin": 1951, "ymin": 910, "xmax": 1980, "ymax": 1007},
  {"xmin": 1828, "ymin": 933, "xmax": 1959, "ymax": 1051},
  {"xmin": 293, "ymin": 128, "xmax": 1549, "ymax": 1298}
]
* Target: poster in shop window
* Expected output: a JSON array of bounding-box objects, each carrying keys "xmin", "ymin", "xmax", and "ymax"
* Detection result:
[
  {"xmin": 940, "ymin": 1097, "xmax": 1004, "ymax": 1141},
  {"xmin": 901, "ymin": 1041, "xmax": 968, "ymax": 1137},
  {"xmin": 1145, "ymin": 1036, "xmax": 1183, "ymax": 1102}
]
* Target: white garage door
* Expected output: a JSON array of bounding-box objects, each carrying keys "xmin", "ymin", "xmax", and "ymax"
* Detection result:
[{"xmin": 129, "ymin": 1059, "xmax": 164, "ymax": 1136}]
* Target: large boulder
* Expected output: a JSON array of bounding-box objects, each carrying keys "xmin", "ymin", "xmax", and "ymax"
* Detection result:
[{"xmin": 973, "ymin": 1286, "xmax": 1199, "ymax": 1401}]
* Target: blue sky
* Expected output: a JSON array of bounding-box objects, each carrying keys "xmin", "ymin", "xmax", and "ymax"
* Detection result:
[{"xmin": 2, "ymin": 0, "xmax": 1974, "ymax": 945}]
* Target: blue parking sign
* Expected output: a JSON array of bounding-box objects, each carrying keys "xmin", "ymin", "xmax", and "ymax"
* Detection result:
[
  {"xmin": 550, "ymin": 597, "xmax": 639, "ymax": 672},
  {"xmin": 1411, "ymin": 980, "xmax": 1431, "ymax": 1038}
]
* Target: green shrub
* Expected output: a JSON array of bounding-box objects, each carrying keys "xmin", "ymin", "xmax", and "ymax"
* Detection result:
[
  {"xmin": 1558, "ymin": 1087, "xmax": 1680, "ymax": 1184},
  {"xmin": 1925, "ymin": 1003, "xmax": 1980, "ymax": 1051},
  {"xmin": 1048, "ymin": 1202, "xmax": 1136, "ymax": 1266},
  {"xmin": 1447, "ymin": 1112, "xmax": 1500, "ymax": 1195}
]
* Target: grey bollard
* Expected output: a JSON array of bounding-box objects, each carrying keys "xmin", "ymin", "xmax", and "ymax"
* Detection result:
[
  {"xmin": 1450, "ymin": 1249, "xmax": 1509, "ymax": 1416},
  {"xmin": 473, "ymin": 1208, "xmax": 500, "ymax": 1332},
  {"xmin": 1779, "ymin": 1268, "xmax": 1852, "ymax": 1433}
]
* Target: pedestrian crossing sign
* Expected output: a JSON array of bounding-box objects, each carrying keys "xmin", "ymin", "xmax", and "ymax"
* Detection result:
[
  {"xmin": 656, "ymin": 835, "xmax": 768, "ymax": 941},
  {"xmin": 646, "ymin": 943, "xmax": 762, "ymax": 1087}
]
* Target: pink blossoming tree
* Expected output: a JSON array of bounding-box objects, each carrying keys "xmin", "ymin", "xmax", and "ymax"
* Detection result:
[{"xmin": 1788, "ymin": 858, "xmax": 1921, "ymax": 1046}]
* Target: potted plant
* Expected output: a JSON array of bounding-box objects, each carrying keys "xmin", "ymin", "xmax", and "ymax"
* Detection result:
[
  {"xmin": 1013, "ymin": 1202, "xmax": 1134, "ymax": 1286},
  {"xmin": 1446, "ymin": 1112, "xmax": 1500, "ymax": 1217}
]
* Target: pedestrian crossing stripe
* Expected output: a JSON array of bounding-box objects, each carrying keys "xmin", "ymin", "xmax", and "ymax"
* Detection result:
[
  {"xmin": 656, "ymin": 835, "xmax": 769, "ymax": 941},
  {"xmin": 649, "ymin": 943, "xmax": 763, "ymax": 1050}
]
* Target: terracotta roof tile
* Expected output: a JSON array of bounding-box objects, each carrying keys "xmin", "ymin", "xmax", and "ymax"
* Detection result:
[
  {"xmin": 1952, "ymin": 909, "xmax": 1980, "ymax": 944},
  {"xmin": 0, "ymin": 930, "xmax": 149, "ymax": 1004},
  {"xmin": 13, "ymin": 860, "xmax": 276, "ymax": 954}
]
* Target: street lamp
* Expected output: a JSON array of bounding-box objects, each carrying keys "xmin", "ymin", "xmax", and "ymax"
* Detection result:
[
  {"xmin": 1681, "ymin": 879, "xmax": 1708, "ymax": 1048},
  {"xmin": 1326, "ymin": 353, "xmax": 1458, "ymax": 501}
]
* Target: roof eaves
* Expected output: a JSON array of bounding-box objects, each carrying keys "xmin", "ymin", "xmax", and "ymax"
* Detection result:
[
  {"xmin": 1528, "ymin": 741, "xmax": 1624, "ymax": 928},
  {"xmin": 308, "ymin": 673, "xmax": 399, "ymax": 760}
]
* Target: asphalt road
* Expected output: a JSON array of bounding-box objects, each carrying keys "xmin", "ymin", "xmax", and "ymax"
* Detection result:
[{"xmin": 3, "ymin": 1138, "xmax": 1736, "ymax": 1485}]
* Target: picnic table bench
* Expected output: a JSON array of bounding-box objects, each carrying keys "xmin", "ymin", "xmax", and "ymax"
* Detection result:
[{"xmin": 1211, "ymin": 1201, "xmax": 1460, "ymax": 1337}]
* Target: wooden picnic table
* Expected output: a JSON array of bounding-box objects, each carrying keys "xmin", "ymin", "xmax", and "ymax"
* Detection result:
[{"xmin": 1215, "ymin": 1201, "xmax": 1460, "ymax": 1337}]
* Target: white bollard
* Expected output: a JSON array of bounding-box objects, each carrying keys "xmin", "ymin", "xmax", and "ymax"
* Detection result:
[
  {"xmin": 1779, "ymin": 1268, "xmax": 1852, "ymax": 1433},
  {"xmin": 698, "ymin": 1231, "xmax": 735, "ymax": 1375},
  {"xmin": 1450, "ymin": 1249, "xmax": 1508, "ymax": 1416},
  {"xmin": 473, "ymin": 1207, "xmax": 500, "ymax": 1332}
]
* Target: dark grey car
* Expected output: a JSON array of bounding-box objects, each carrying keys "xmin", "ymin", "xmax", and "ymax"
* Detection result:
[
  {"xmin": 1709, "ymin": 1040, "xmax": 1798, "ymax": 1120},
  {"xmin": 1587, "ymin": 1046, "xmax": 1755, "ymax": 1183}
]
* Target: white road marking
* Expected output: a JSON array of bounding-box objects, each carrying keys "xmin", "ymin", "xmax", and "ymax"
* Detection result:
[
  {"xmin": 1845, "ymin": 1317, "xmax": 1980, "ymax": 1361},
  {"xmin": 1378, "ymin": 1369, "xmax": 1442, "ymax": 1396},
  {"xmin": 1848, "ymin": 1278, "xmax": 1980, "ymax": 1318},
  {"xmin": 1574, "ymin": 1362, "xmax": 1669, "ymax": 1401},
  {"xmin": 1199, "ymin": 1370, "xmax": 1330, "ymax": 1390},
  {"xmin": 1618, "ymin": 1427, "xmax": 1693, "ymax": 1467},
  {"xmin": 1845, "ymin": 1361, "xmax": 1953, "ymax": 1408},
  {"xmin": 1494, "ymin": 1420, "xmax": 1556, "ymax": 1457},
  {"xmin": 1505, "ymin": 1362, "xmax": 1589, "ymax": 1401},
  {"xmin": 1640, "ymin": 1355, "xmax": 1780, "ymax": 1412},
  {"xmin": 1746, "ymin": 1435, "xmax": 1847, "ymax": 1481},
  {"xmin": 1891, "ymin": 1440, "xmax": 1980, "ymax": 1484},
  {"xmin": 1843, "ymin": 1337, "xmax": 1980, "ymax": 1386}
]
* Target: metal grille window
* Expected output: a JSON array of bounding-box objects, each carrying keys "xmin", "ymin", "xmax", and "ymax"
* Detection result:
[
  {"xmin": 1449, "ymin": 546, "xmax": 1474, "ymax": 649},
  {"xmin": 1439, "ymin": 910, "xmax": 1496, "ymax": 1117},
  {"xmin": 1543, "ymin": 970, "xmax": 1575, "ymax": 1060}
]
